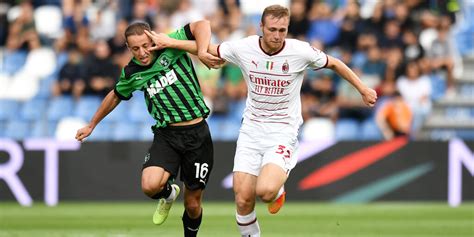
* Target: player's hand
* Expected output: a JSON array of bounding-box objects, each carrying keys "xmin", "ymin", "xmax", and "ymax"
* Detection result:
[
  {"xmin": 198, "ymin": 51, "xmax": 226, "ymax": 69},
  {"xmin": 144, "ymin": 30, "xmax": 170, "ymax": 51},
  {"xmin": 361, "ymin": 87, "xmax": 377, "ymax": 107},
  {"xmin": 75, "ymin": 125, "xmax": 93, "ymax": 142}
]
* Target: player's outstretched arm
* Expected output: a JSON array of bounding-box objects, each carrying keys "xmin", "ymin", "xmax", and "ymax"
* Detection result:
[
  {"xmin": 144, "ymin": 20, "xmax": 223, "ymax": 69},
  {"xmin": 326, "ymin": 55, "xmax": 377, "ymax": 107},
  {"xmin": 75, "ymin": 90, "xmax": 121, "ymax": 142},
  {"xmin": 145, "ymin": 31, "xmax": 198, "ymax": 53}
]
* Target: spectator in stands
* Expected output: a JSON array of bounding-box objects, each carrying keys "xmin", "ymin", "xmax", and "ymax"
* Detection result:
[
  {"xmin": 376, "ymin": 82, "xmax": 412, "ymax": 140},
  {"xmin": 127, "ymin": 0, "xmax": 155, "ymax": 28},
  {"xmin": 379, "ymin": 19, "xmax": 404, "ymax": 49},
  {"xmin": 361, "ymin": 46, "xmax": 385, "ymax": 84},
  {"xmin": 6, "ymin": 0, "xmax": 41, "ymax": 51},
  {"xmin": 288, "ymin": 0, "xmax": 309, "ymax": 40},
  {"xmin": 393, "ymin": 3, "xmax": 415, "ymax": 31},
  {"xmin": 51, "ymin": 45, "xmax": 84, "ymax": 99},
  {"xmin": 62, "ymin": 0, "xmax": 90, "ymax": 52},
  {"xmin": 307, "ymin": 1, "xmax": 340, "ymax": 47},
  {"xmin": 426, "ymin": 15, "xmax": 457, "ymax": 94},
  {"xmin": 107, "ymin": 18, "xmax": 131, "ymax": 67},
  {"xmin": 169, "ymin": 0, "xmax": 204, "ymax": 30},
  {"xmin": 383, "ymin": 46, "xmax": 404, "ymax": 83},
  {"xmin": 0, "ymin": 0, "xmax": 14, "ymax": 46},
  {"xmin": 302, "ymin": 71, "xmax": 338, "ymax": 122},
  {"xmin": 396, "ymin": 60, "xmax": 432, "ymax": 137},
  {"xmin": 352, "ymin": 32, "xmax": 378, "ymax": 69},
  {"xmin": 88, "ymin": 0, "xmax": 117, "ymax": 41},
  {"xmin": 336, "ymin": 68, "xmax": 375, "ymax": 123},
  {"xmin": 402, "ymin": 28, "xmax": 425, "ymax": 62},
  {"xmin": 337, "ymin": 0, "xmax": 364, "ymax": 52},
  {"xmin": 75, "ymin": 40, "xmax": 119, "ymax": 97},
  {"xmin": 362, "ymin": 1, "xmax": 384, "ymax": 38}
]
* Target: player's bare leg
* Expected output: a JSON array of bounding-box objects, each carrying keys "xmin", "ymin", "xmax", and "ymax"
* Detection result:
[
  {"xmin": 256, "ymin": 163, "xmax": 287, "ymax": 214},
  {"xmin": 141, "ymin": 167, "xmax": 180, "ymax": 225},
  {"xmin": 233, "ymin": 171, "xmax": 260, "ymax": 236},
  {"xmin": 182, "ymin": 187, "xmax": 203, "ymax": 237}
]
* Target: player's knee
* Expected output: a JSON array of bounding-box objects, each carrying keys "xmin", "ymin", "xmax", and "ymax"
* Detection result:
[
  {"xmin": 184, "ymin": 201, "xmax": 201, "ymax": 217},
  {"xmin": 141, "ymin": 183, "xmax": 163, "ymax": 197},
  {"xmin": 256, "ymin": 188, "xmax": 277, "ymax": 203},
  {"xmin": 235, "ymin": 195, "xmax": 254, "ymax": 211}
]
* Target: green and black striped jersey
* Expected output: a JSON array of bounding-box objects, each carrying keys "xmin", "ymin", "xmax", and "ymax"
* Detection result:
[{"xmin": 114, "ymin": 24, "xmax": 210, "ymax": 129}]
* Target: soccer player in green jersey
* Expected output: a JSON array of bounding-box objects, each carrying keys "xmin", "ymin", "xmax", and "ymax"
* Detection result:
[{"xmin": 75, "ymin": 20, "xmax": 223, "ymax": 237}]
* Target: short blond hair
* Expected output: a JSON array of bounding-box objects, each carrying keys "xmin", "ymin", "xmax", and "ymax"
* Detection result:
[{"xmin": 261, "ymin": 4, "xmax": 290, "ymax": 25}]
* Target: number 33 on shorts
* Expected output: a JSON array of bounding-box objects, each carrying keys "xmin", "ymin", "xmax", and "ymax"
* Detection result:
[{"xmin": 275, "ymin": 145, "xmax": 291, "ymax": 160}]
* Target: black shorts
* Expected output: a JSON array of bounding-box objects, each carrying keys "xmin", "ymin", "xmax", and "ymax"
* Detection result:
[{"xmin": 143, "ymin": 119, "xmax": 213, "ymax": 190}]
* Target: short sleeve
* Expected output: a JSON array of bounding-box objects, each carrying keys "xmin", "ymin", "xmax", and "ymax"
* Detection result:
[
  {"xmin": 168, "ymin": 24, "xmax": 194, "ymax": 41},
  {"xmin": 114, "ymin": 69, "xmax": 134, "ymax": 100},
  {"xmin": 304, "ymin": 43, "xmax": 328, "ymax": 70},
  {"xmin": 165, "ymin": 24, "xmax": 192, "ymax": 58},
  {"xmin": 217, "ymin": 40, "xmax": 240, "ymax": 65}
]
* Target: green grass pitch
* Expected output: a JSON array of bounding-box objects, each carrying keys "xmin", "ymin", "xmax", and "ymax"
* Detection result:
[{"xmin": 1, "ymin": 202, "xmax": 472, "ymax": 236}]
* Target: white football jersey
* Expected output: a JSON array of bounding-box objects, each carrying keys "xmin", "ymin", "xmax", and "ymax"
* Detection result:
[{"xmin": 218, "ymin": 35, "xmax": 328, "ymax": 133}]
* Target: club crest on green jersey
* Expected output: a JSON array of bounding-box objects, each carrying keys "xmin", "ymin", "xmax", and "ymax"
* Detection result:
[{"xmin": 159, "ymin": 56, "xmax": 171, "ymax": 67}]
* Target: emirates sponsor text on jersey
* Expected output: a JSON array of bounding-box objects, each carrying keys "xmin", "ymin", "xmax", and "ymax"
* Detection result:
[{"xmin": 249, "ymin": 73, "xmax": 291, "ymax": 95}]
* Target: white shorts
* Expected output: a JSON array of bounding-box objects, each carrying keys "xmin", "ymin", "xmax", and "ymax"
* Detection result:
[{"xmin": 233, "ymin": 128, "xmax": 299, "ymax": 176}]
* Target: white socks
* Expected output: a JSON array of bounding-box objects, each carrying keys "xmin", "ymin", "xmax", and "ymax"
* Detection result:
[
  {"xmin": 273, "ymin": 186, "xmax": 285, "ymax": 201},
  {"xmin": 236, "ymin": 211, "xmax": 260, "ymax": 237},
  {"xmin": 165, "ymin": 185, "xmax": 177, "ymax": 202}
]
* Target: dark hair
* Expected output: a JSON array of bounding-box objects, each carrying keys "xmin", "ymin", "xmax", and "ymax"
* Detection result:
[
  {"xmin": 261, "ymin": 5, "xmax": 290, "ymax": 25},
  {"xmin": 124, "ymin": 21, "xmax": 151, "ymax": 42}
]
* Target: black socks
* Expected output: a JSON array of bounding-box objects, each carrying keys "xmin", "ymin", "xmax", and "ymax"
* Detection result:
[
  {"xmin": 182, "ymin": 209, "xmax": 202, "ymax": 237},
  {"xmin": 151, "ymin": 182, "xmax": 172, "ymax": 199}
]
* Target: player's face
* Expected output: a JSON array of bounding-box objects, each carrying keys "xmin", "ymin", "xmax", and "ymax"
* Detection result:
[
  {"xmin": 126, "ymin": 34, "xmax": 154, "ymax": 66},
  {"xmin": 260, "ymin": 16, "xmax": 289, "ymax": 52}
]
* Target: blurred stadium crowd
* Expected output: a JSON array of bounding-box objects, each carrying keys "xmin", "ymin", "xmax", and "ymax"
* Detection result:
[{"xmin": 0, "ymin": 0, "xmax": 473, "ymax": 141}]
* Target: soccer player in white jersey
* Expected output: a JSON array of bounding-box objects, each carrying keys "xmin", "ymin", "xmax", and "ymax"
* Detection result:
[{"xmin": 145, "ymin": 4, "xmax": 377, "ymax": 236}]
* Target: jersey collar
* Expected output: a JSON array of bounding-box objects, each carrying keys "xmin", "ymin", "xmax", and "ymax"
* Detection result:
[{"xmin": 258, "ymin": 36, "xmax": 286, "ymax": 56}]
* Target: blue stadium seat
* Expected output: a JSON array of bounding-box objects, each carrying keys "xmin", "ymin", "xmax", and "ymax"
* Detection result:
[
  {"xmin": 429, "ymin": 73, "xmax": 446, "ymax": 101},
  {"xmin": 207, "ymin": 114, "xmax": 241, "ymax": 141},
  {"xmin": 460, "ymin": 84, "xmax": 474, "ymax": 99},
  {"xmin": 219, "ymin": 119, "xmax": 241, "ymax": 141},
  {"xmin": 74, "ymin": 96, "xmax": 102, "ymax": 121},
  {"xmin": 103, "ymin": 101, "xmax": 129, "ymax": 123},
  {"xmin": 138, "ymin": 123, "xmax": 154, "ymax": 141},
  {"xmin": 3, "ymin": 50, "xmax": 28, "ymax": 75},
  {"xmin": 360, "ymin": 118, "xmax": 383, "ymax": 140},
  {"xmin": 128, "ymin": 95, "xmax": 151, "ymax": 122},
  {"xmin": 35, "ymin": 74, "xmax": 57, "ymax": 99},
  {"xmin": 430, "ymin": 129, "xmax": 456, "ymax": 140},
  {"xmin": 4, "ymin": 120, "xmax": 31, "ymax": 140},
  {"xmin": 457, "ymin": 130, "xmax": 474, "ymax": 140},
  {"xmin": 207, "ymin": 114, "xmax": 226, "ymax": 141},
  {"xmin": 0, "ymin": 121, "xmax": 6, "ymax": 137},
  {"xmin": 20, "ymin": 98, "xmax": 48, "ymax": 122},
  {"xmin": 112, "ymin": 122, "xmax": 140, "ymax": 141},
  {"xmin": 47, "ymin": 96, "xmax": 74, "ymax": 122},
  {"xmin": 0, "ymin": 99, "xmax": 21, "ymax": 121},
  {"xmin": 87, "ymin": 121, "xmax": 113, "ymax": 141},
  {"xmin": 227, "ymin": 99, "xmax": 246, "ymax": 123},
  {"xmin": 30, "ymin": 120, "xmax": 56, "ymax": 138},
  {"xmin": 335, "ymin": 119, "xmax": 360, "ymax": 141}
]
